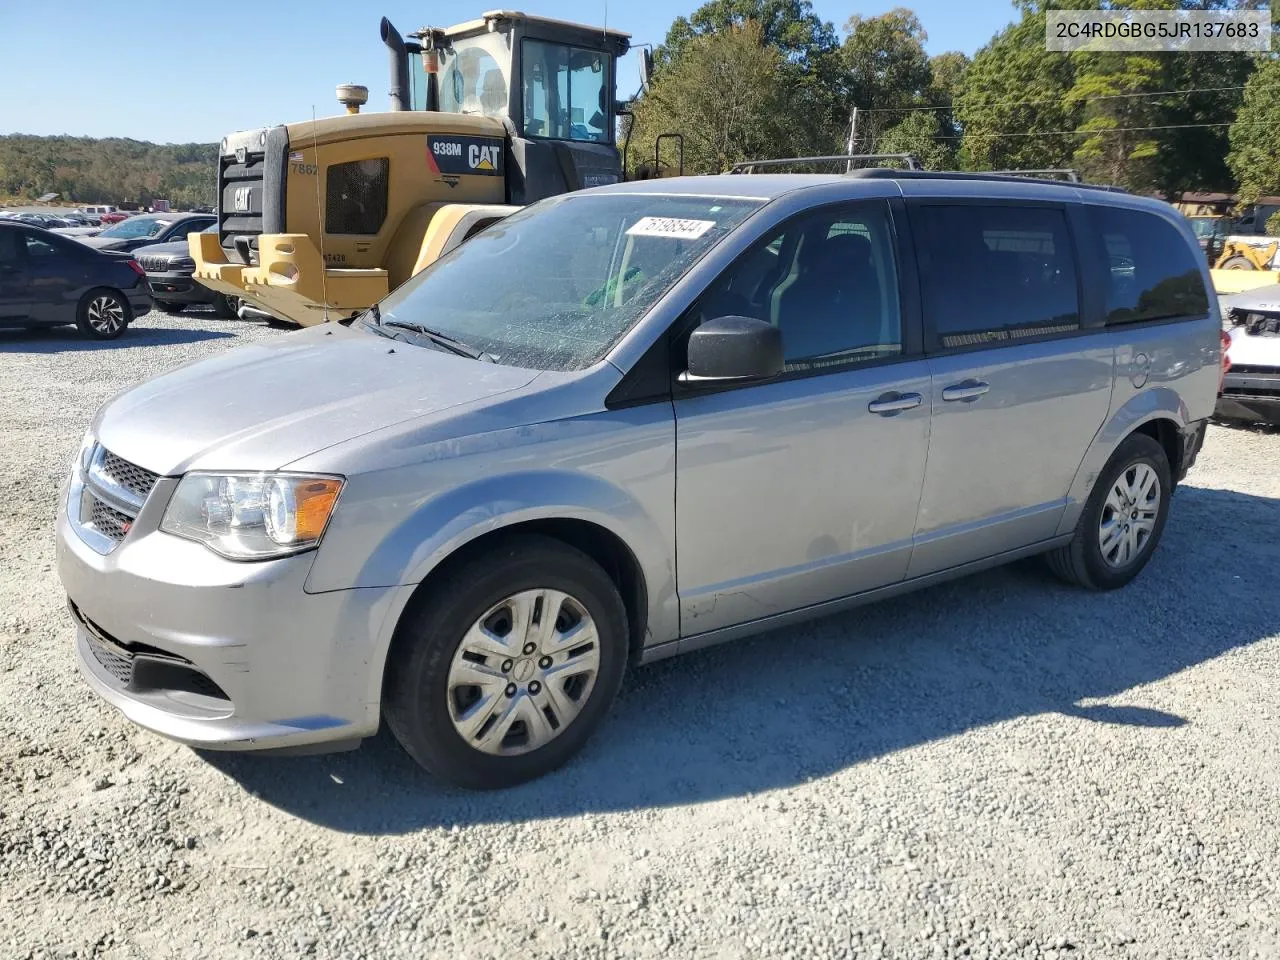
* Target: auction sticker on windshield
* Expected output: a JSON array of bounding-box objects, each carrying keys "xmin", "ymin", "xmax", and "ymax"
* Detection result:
[{"xmin": 626, "ymin": 217, "xmax": 716, "ymax": 240}]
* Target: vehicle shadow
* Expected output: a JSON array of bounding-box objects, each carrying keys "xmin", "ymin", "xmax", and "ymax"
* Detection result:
[
  {"xmin": 0, "ymin": 323, "xmax": 235, "ymax": 353},
  {"xmin": 204, "ymin": 484, "xmax": 1280, "ymax": 833}
]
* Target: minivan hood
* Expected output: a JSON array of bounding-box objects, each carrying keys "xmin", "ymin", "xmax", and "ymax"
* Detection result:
[{"xmin": 95, "ymin": 323, "xmax": 540, "ymax": 475}]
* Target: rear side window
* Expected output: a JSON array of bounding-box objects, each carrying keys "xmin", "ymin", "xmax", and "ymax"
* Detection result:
[
  {"xmin": 915, "ymin": 204, "xmax": 1080, "ymax": 349},
  {"xmin": 24, "ymin": 234, "xmax": 65, "ymax": 258},
  {"xmin": 325, "ymin": 158, "xmax": 389, "ymax": 235},
  {"xmin": 1091, "ymin": 207, "xmax": 1208, "ymax": 324}
]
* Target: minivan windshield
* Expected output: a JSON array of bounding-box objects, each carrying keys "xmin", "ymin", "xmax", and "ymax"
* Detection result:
[{"xmin": 373, "ymin": 193, "xmax": 761, "ymax": 370}]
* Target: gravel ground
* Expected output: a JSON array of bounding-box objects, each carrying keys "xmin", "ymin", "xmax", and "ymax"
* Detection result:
[{"xmin": 2, "ymin": 310, "xmax": 1280, "ymax": 960}]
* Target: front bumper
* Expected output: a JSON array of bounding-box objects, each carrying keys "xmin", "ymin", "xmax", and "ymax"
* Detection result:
[{"xmin": 56, "ymin": 483, "xmax": 396, "ymax": 751}]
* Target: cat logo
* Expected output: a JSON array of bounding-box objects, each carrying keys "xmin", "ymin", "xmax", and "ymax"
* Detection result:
[
  {"xmin": 232, "ymin": 187, "xmax": 252, "ymax": 212},
  {"xmin": 469, "ymin": 143, "xmax": 499, "ymax": 171}
]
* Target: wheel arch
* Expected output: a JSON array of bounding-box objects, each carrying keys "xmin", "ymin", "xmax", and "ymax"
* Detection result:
[
  {"xmin": 1056, "ymin": 387, "xmax": 1190, "ymax": 538},
  {"xmin": 331, "ymin": 470, "xmax": 676, "ymax": 717}
]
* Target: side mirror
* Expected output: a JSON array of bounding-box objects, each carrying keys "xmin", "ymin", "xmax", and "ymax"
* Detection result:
[
  {"xmin": 686, "ymin": 316, "xmax": 784, "ymax": 382},
  {"xmin": 639, "ymin": 49, "xmax": 654, "ymax": 92}
]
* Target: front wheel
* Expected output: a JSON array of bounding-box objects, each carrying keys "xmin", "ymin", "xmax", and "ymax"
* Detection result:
[
  {"xmin": 383, "ymin": 535, "xmax": 628, "ymax": 789},
  {"xmin": 1045, "ymin": 433, "xmax": 1172, "ymax": 590},
  {"xmin": 76, "ymin": 289, "xmax": 131, "ymax": 340}
]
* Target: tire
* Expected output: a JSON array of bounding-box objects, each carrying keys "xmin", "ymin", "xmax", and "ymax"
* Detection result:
[
  {"xmin": 76, "ymin": 288, "xmax": 131, "ymax": 340},
  {"xmin": 1219, "ymin": 255, "xmax": 1256, "ymax": 271},
  {"xmin": 383, "ymin": 534, "xmax": 628, "ymax": 789},
  {"xmin": 1045, "ymin": 433, "xmax": 1172, "ymax": 590},
  {"xmin": 154, "ymin": 302, "xmax": 184, "ymax": 315},
  {"xmin": 212, "ymin": 294, "xmax": 238, "ymax": 319}
]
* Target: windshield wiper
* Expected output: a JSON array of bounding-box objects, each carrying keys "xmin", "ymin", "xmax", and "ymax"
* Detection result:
[{"xmin": 382, "ymin": 320, "xmax": 495, "ymax": 362}]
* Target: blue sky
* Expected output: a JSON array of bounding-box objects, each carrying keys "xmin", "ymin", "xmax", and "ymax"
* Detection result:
[{"xmin": 0, "ymin": 0, "xmax": 1020, "ymax": 143}]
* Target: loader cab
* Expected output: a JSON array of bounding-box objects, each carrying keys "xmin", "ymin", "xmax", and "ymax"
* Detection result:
[{"xmin": 408, "ymin": 11, "xmax": 631, "ymax": 202}]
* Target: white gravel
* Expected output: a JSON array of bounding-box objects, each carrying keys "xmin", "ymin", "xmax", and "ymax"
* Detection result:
[{"xmin": 3, "ymin": 310, "xmax": 1280, "ymax": 959}]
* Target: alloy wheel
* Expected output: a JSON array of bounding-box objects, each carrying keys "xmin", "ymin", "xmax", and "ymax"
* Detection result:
[{"xmin": 86, "ymin": 295, "xmax": 126, "ymax": 335}]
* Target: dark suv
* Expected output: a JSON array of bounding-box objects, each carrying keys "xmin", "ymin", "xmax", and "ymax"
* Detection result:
[{"xmin": 135, "ymin": 226, "xmax": 236, "ymax": 317}]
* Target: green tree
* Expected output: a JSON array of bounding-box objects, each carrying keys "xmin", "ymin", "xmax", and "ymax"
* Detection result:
[
  {"xmin": 878, "ymin": 110, "xmax": 954, "ymax": 169},
  {"xmin": 0, "ymin": 135, "xmax": 215, "ymax": 207},
  {"xmin": 1228, "ymin": 56, "xmax": 1280, "ymax": 206},
  {"xmin": 838, "ymin": 8, "xmax": 934, "ymax": 152},
  {"xmin": 955, "ymin": 7, "xmax": 1080, "ymax": 172},
  {"xmin": 1154, "ymin": 48, "xmax": 1253, "ymax": 195},
  {"xmin": 628, "ymin": 22, "xmax": 798, "ymax": 174},
  {"xmin": 658, "ymin": 0, "xmax": 837, "ymax": 69},
  {"xmin": 1067, "ymin": 50, "xmax": 1166, "ymax": 189}
]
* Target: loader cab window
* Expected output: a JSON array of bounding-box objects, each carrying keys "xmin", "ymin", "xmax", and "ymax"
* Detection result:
[
  {"xmin": 437, "ymin": 35, "xmax": 510, "ymax": 118},
  {"xmin": 521, "ymin": 39, "xmax": 610, "ymax": 143}
]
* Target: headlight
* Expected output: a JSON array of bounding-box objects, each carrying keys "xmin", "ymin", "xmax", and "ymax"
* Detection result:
[
  {"xmin": 160, "ymin": 472, "xmax": 344, "ymax": 560},
  {"xmin": 75, "ymin": 430, "xmax": 97, "ymax": 475}
]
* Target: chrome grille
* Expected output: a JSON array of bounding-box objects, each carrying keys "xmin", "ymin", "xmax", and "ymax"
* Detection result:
[
  {"xmin": 100, "ymin": 450, "xmax": 159, "ymax": 501},
  {"xmin": 89, "ymin": 496, "xmax": 133, "ymax": 541},
  {"xmin": 138, "ymin": 255, "xmax": 170, "ymax": 273}
]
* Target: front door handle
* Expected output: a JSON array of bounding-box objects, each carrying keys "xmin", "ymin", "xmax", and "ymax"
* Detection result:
[
  {"xmin": 941, "ymin": 380, "xmax": 990, "ymax": 402},
  {"xmin": 868, "ymin": 391, "xmax": 923, "ymax": 415}
]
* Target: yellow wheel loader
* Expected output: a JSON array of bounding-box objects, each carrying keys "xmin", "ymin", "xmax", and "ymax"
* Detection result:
[{"xmin": 192, "ymin": 11, "xmax": 631, "ymax": 326}]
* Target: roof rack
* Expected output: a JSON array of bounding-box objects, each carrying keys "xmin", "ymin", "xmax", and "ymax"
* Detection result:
[
  {"xmin": 729, "ymin": 153, "xmax": 924, "ymax": 174},
  {"xmin": 984, "ymin": 169, "xmax": 1080, "ymax": 183},
  {"xmin": 845, "ymin": 168, "xmax": 1127, "ymax": 194}
]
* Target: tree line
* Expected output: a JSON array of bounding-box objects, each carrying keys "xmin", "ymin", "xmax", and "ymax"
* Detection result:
[
  {"xmin": 0, "ymin": 135, "xmax": 216, "ymax": 208},
  {"xmin": 626, "ymin": 0, "xmax": 1280, "ymax": 206}
]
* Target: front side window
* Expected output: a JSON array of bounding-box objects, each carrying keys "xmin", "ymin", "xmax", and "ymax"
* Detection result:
[
  {"xmin": 437, "ymin": 35, "xmax": 510, "ymax": 117},
  {"xmin": 915, "ymin": 204, "xmax": 1080, "ymax": 349},
  {"xmin": 688, "ymin": 203, "xmax": 902, "ymax": 371},
  {"xmin": 1092, "ymin": 207, "xmax": 1209, "ymax": 325},
  {"xmin": 374, "ymin": 193, "xmax": 760, "ymax": 370},
  {"xmin": 325, "ymin": 158, "xmax": 389, "ymax": 235},
  {"xmin": 522, "ymin": 40, "xmax": 609, "ymax": 142}
]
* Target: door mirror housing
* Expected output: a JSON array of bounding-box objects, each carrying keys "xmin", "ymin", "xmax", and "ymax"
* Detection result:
[{"xmin": 685, "ymin": 315, "xmax": 784, "ymax": 382}]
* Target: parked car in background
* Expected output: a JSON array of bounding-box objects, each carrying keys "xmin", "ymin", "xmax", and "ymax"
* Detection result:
[
  {"xmin": 98, "ymin": 212, "xmax": 130, "ymax": 226},
  {"xmin": 135, "ymin": 225, "xmax": 237, "ymax": 317},
  {"xmin": 55, "ymin": 173, "xmax": 1219, "ymax": 788},
  {"xmin": 1217, "ymin": 288, "xmax": 1280, "ymax": 425},
  {"xmin": 77, "ymin": 213, "xmax": 215, "ymax": 254},
  {"xmin": 0, "ymin": 221, "xmax": 151, "ymax": 338}
]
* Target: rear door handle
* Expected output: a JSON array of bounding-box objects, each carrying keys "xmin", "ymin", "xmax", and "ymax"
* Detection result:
[
  {"xmin": 868, "ymin": 391, "xmax": 923, "ymax": 415},
  {"xmin": 941, "ymin": 380, "xmax": 990, "ymax": 402}
]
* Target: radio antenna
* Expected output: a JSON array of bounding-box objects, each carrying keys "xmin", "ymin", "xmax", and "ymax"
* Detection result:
[{"xmin": 311, "ymin": 106, "xmax": 330, "ymax": 323}]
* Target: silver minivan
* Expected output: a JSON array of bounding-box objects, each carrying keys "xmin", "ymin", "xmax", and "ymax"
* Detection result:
[{"xmin": 56, "ymin": 172, "xmax": 1220, "ymax": 787}]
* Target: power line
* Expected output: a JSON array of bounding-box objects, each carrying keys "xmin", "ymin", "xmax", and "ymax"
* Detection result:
[
  {"xmin": 859, "ymin": 82, "xmax": 1274, "ymax": 115},
  {"xmin": 933, "ymin": 118, "xmax": 1280, "ymax": 141}
]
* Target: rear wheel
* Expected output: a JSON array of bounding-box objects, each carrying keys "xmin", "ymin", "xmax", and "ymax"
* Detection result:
[
  {"xmin": 76, "ymin": 289, "xmax": 131, "ymax": 340},
  {"xmin": 383, "ymin": 535, "xmax": 628, "ymax": 789},
  {"xmin": 1045, "ymin": 433, "xmax": 1171, "ymax": 590}
]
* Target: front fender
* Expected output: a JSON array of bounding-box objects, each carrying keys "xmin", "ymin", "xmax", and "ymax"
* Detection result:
[
  {"xmin": 313, "ymin": 467, "xmax": 678, "ymax": 717},
  {"xmin": 1055, "ymin": 386, "xmax": 1191, "ymax": 537}
]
